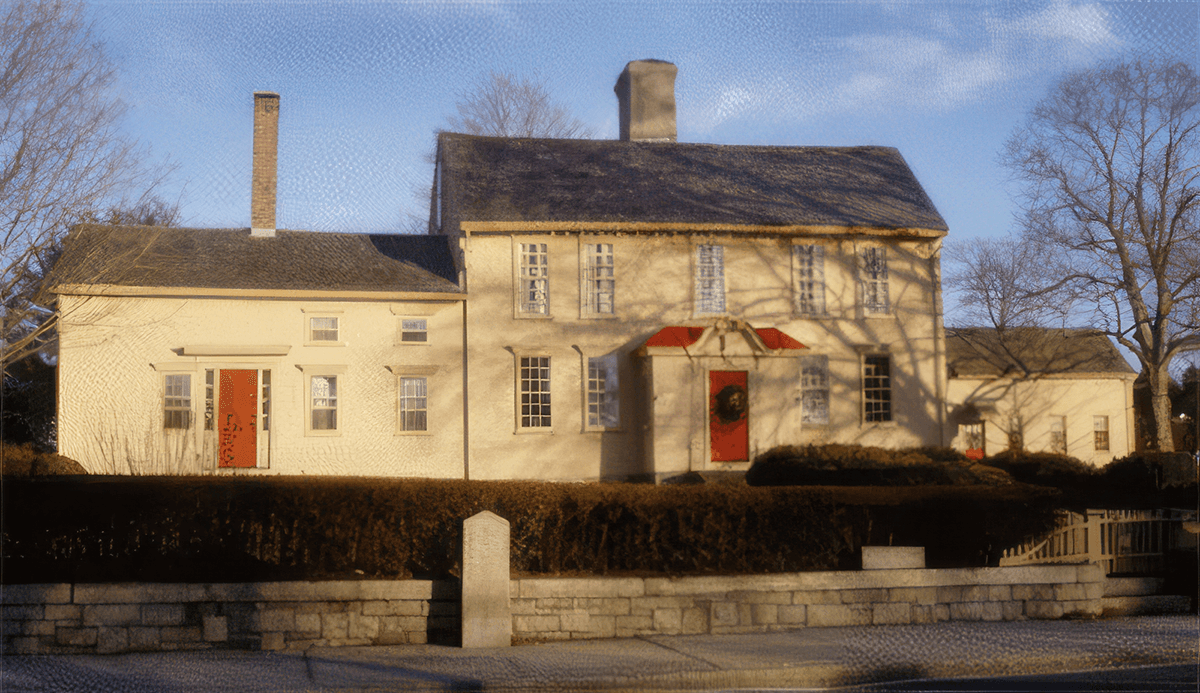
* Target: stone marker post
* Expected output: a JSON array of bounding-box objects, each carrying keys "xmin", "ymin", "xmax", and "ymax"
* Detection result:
[{"xmin": 461, "ymin": 511, "xmax": 511, "ymax": 648}]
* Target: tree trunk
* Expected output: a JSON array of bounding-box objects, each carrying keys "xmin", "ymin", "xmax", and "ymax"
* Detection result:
[{"xmin": 1148, "ymin": 366, "xmax": 1176, "ymax": 452}]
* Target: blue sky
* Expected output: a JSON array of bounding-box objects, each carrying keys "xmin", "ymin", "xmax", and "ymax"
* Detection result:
[{"xmin": 90, "ymin": 0, "xmax": 1197, "ymax": 241}]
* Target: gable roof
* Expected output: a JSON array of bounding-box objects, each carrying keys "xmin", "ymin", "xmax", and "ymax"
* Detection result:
[
  {"xmin": 437, "ymin": 133, "xmax": 948, "ymax": 235},
  {"xmin": 49, "ymin": 225, "xmax": 463, "ymax": 297},
  {"xmin": 946, "ymin": 327, "xmax": 1136, "ymax": 378}
]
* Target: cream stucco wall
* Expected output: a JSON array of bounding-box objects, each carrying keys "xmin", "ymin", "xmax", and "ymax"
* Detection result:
[
  {"xmin": 57, "ymin": 294, "xmax": 466, "ymax": 477},
  {"xmin": 457, "ymin": 232, "xmax": 946, "ymax": 481},
  {"xmin": 945, "ymin": 375, "xmax": 1136, "ymax": 466}
]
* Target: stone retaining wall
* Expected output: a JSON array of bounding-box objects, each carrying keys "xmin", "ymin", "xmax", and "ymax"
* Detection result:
[
  {"xmin": 2, "ymin": 580, "xmax": 459, "ymax": 655},
  {"xmin": 510, "ymin": 564, "xmax": 1106, "ymax": 641},
  {"xmin": 3, "ymin": 563, "xmax": 1105, "ymax": 654}
]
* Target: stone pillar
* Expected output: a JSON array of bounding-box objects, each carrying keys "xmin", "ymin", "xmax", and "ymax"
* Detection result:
[
  {"xmin": 251, "ymin": 91, "xmax": 279, "ymax": 237},
  {"xmin": 461, "ymin": 511, "xmax": 511, "ymax": 648}
]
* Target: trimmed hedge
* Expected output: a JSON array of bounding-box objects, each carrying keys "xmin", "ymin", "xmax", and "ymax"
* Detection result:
[
  {"xmin": 746, "ymin": 444, "xmax": 1016, "ymax": 487},
  {"xmin": 0, "ymin": 442, "xmax": 87, "ymax": 476},
  {"xmin": 0, "ymin": 477, "xmax": 1061, "ymax": 583}
]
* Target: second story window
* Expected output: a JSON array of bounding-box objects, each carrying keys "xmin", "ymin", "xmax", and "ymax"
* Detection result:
[
  {"xmin": 793, "ymin": 245, "xmax": 826, "ymax": 315},
  {"xmin": 519, "ymin": 242, "xmax": 549, "ymax": 315},
  {"xmin": 1093, "ymin": 415, "xmax": 1110, "ymax": 451},
  {"xmin": 800, "ymin": 355, "xmax": 829, "ymax": 425},
  {"xmin": 860, "ymin": 246, "xmax": 890, "ymax": 315},
  {"xmin": 695, "ymin": 244, "xmax": 725, "ymax": 315},
  {"xmin": 582, "ymin": 243, "xmax": 615, "ymax": 316},
  {"xmin": 310, "ymin": 316, "xmax": 339, "ymax": 342},
  {"xmin": 400, "ymin": 319, "xmax": 428, "ymax": 343}
]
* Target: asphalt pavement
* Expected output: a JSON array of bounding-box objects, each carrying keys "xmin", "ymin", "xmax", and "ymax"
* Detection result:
[{"xmin": 2, "ymin": 615, "xmax": 1197, "ymax": 692}]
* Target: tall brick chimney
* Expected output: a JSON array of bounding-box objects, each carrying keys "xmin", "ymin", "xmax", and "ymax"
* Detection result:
[
  {"xmin": 614, "ymin": 60, "xmax": 677, "ymax": 142},
  {"xmin": 251, "ymin": 91, "xmax": 279, "ymax": 237}
]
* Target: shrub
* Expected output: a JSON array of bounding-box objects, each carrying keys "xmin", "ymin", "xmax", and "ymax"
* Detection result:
[
  {"xmin": 981, "ymin": 450, "xmax": 1097, "ymax": 488},
  {"xmin": 0, "ymin": 442, "xmax": 87, "ymax": 476},
  {"xmin": 746, "ymin": 444, "xmax": 1014, "ymax": 487},
  {"xmin": 1102, "ymin": 451, "xmax": 1196, "ymax": 491}
]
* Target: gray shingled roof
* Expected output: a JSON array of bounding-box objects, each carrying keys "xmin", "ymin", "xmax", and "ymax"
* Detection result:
[
  {"xmin": 946, "ymin": 327, "xmax": 1136, "ymax": 378},
  {"xmin": 438, "ymin": 133, "xmax": 948, "ymax": 232},
  {"xmin": 49, "ymin": 225, "xmax": 462, "ymax": 294}
]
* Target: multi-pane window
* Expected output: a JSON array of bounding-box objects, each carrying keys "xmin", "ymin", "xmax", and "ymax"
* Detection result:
[
  {"xmin": 400, "ymin": 319, "xmax": 428, "ymax": 343},
  {"xmin": 311, "ymin": 375, "xmax": 338, "ymax": 431},
  {"xmin": 793, "ymin": 245, "xmax": 826, "ymax": 315},
  {"xmin": 860, "ymin": 246, "xmax": 889, "ymax": 314},
  {"xmin": 310, "ymin": 316, "xmax": 339, "ymax": 342},
  {"xmin": 1049, "ymin": 416, "xmax": 1067, "ymax": 454},
  {"xmin": 963, "ymin": 422, "xmax": 985, "ymax": 457},
  {"xmin": 261, "ymin": 370, "xmax": 271, "ymax": 432},
  {"xmin": 800, "ymin": 355, "xmax": 830, "ymax": 425},
  {"xmin": 519, "ymin": 243, "xmax": 549, "ymax": 315},
  {"xmin": 399, "ymin": 377, "xmax": 428, "ymax": 432},
  {"xmin": 695, "ymin": 244, "xmax": 725, "ymax": 314},
  {"xmin": 862, "ymin": 355, "xmax": 892, "ymax": 423},
  {"xmin": 163, "ymin": 374, "xmax": 192, "ymax": 429},
  {"xmin": 519, "ymin": 356, "xmax": 552, "ymax": 428},
  {"xmin": 204, "ymin": 369, "xmax": 214, "ymax": 431},
  {"xmin": 583, "ymin": 243, "xmax": 615, "ymax": 315},
  {"xmin": 586, "ymin": 355, "xmax": 619, "ymax": 429},
  {"xmin": 1093, "ymin": 415, "xmax": 1110, "ymax": 451}
]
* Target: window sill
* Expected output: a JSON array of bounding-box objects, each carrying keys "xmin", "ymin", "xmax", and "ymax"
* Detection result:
[
  {"xmin": 515, "ymin": 427, "xmax": 554, "ymax": 435},
  {"xmin": 860, "ymin": 420, "xmax": 898, "ymax": 428},
  {"xmin": 304, "ymin": 341, "xmax": 347, "ymax": 347},
  {"xmin": 394, "ymin": 341, "xmax": 431, "ymax": 347},
  {"xmin": 579, "ymin": 314, "xmax": 620, "ymax": 320},
  {"xmin": 394, "ymin": 430, "xmax": 433, "ymax": 437},
  {"xmin": 305, "ymin": 429, "xmax": 342, "ymax": 437},
  {"xmin": 584, "ymin": 427, "xmax": 623, "ymax": 433},
  {"xmin": 514, "ymin": 313, "xmax": 553, "ymax": 320}
]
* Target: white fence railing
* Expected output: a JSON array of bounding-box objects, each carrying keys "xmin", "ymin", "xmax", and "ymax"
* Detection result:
[{"xmin": 999, "ymin": 508, "xmax": 1193, "ymax": 575}]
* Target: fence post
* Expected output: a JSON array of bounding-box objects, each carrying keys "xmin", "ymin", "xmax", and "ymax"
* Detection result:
[{"xmin": 461, "ymin": 511, "xmax": 511, "ymax": 648}]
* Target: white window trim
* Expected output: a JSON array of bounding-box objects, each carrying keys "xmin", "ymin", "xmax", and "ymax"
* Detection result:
[
  {"xmin": 579, "ymin": 239, "xmax": 618, "ymax": 319},
  {"xmin": 857, "ymin": 244, "xmax": 891, "ymax": 317},
  {"xmin": 799, "ymin": 354, "xmax": 830, "ymax": 427},
  {"xmin": 1093, "ymin": 415, "xmax": 1111, "ymax": 452},
  {"xmin": 302, "ymin": 309, "xmax": 346, "ymax": 346},
  {"xmin": 693, "ymin": 243, "xmax": 726, "ymax": 317},
  {"xmin": 388, "ymin": 365, "xmax": 440, "ymax": 436},
  {"xmin": 297, "ymin": 364, "xmax": 347, "ymax": 436},
  {"xmin": 792, "ymin": 243, "xmax": 828, "ymax": 317},
  {"xmin": 396, "ymin": 317, "xmax": 431, "ymax": 346},
  {"xmin": 514, "ymin": 351, "xmax": 554, "ymax": 433},
  {"xmin": 513, "ymin": 238, "xmax": 552, "ymax": 319},
  {"xmin": 861, "ymin": 353, "xmax": 894, "ymax": 425},
  {"xmin": 163, "ymin": 373, "xmax": 194, "ymax": 430},
  {"xmin": 582, "ymin": 352, "xmax": 621, "ymax": 432}
]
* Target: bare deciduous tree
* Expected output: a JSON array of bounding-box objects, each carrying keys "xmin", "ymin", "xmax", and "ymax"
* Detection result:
[
  {"xmin": 446, "ymin": 72, "xmax": 593, "ymax": 139},
  {"xmin": 999, "ymin": 60, "xmax": 1200, "ymax": 451},
  {"xmin": 1, "ymin": 0, "xmax": 173, "ymax": 374}
]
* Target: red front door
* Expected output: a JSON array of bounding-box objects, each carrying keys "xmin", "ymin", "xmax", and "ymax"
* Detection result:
[
  {"xmin": 218, "ymin": 370, "xmax": 258, "ymax": 468},
  {"xmin": 710, "ymin": 371, "xmax": 749, "ymax": 462}
]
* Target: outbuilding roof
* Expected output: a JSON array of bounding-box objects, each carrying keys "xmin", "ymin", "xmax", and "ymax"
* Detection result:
[
  {"xmin": 437, "ymin": 133, "xmax": 948, "ymax": 234},
  {"xmin": 49, "ymin": 225, "xmax": 462, "ymax": 296},
  {"xmin": 946, "ymin": 327, "xmax": 1136, "ymax": 378}
]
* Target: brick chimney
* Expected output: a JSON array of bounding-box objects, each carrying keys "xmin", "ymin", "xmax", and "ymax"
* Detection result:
[
  {"xmin": 250, "ymin": 92, "xmax": 279, "ymax": 237},
  {"xmin": 614, "ymin": 60, "xmax": 677, "ymax": 142}
]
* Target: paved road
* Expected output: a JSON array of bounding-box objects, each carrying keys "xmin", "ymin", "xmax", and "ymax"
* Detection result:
[{"xmin": 2, "ymin": 615, "xmax": 1196, "ymax": 692}]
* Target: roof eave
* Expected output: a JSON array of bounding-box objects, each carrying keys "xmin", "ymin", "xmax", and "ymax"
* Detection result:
[
  {"xmin": 51, "ymin": 284, "xmax": 467, "ymax": 302},
  {"xmin": 457, "ymin": 221, "xmax": 947, "ymax": 238}
]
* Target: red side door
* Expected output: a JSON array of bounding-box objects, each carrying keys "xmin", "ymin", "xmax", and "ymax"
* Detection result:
[
  {"xmin": 218, "ymin": 370, "xmax": 258, "ymax": 468},
  {"xmin": 709, "ymin": 370, "xmax": 749, "ymax": 462}
]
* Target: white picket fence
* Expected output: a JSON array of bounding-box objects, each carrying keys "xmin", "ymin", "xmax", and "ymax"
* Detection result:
[{"xmin": 999, "ymin": 508, "xmax": 1193, "ymax": 575}]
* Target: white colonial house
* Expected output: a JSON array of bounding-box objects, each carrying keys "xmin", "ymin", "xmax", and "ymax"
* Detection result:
[
  {"xmin": 945, "ymin": 327, "xmax": 1137, "ymax": 466},
  {"xmin": 51, "ymin": 61, "xmax": 955, "ymax": 479}
]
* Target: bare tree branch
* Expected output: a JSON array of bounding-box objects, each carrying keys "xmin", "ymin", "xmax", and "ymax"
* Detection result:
[
  {"xmin": 0, "ymin": 0, "xmax": 175, "ymax": 374},
  {"xmin": 446, "ymin": 71, "xmax": 593, "ymax": 139}
]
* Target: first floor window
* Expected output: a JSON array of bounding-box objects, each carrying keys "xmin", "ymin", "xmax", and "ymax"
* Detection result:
[
  {"xmin": 583, "ymin": 243, "xmax": 615, "ymax": 315},
  {"xmin": 963, "ymin": 422, "xmax": 985, "ymax": 458},
  {"xmin": 793, "ymin": 245, "xmax": 826, "ymax": 315},
  {"xmin": 204, "ymin": 369, "xmax": 214, "ymax": 430},
  {"xmin": 1094, "ymin": 415, "xmax": 1110, "ymax": 451},
  {"xmin": 1049, "ymin": 416, "xmax": 1067, "ymax": 454},
  {"xmin": 520, "ymin": 356, "xmax": 551, "ymax": 428},
  {"xmin": 694, "ymin": 244, "xmax": 725, "ymax": 314},
  {"xmin": 862, "ymin": 355, "xmax": 891, "ymax": 422},
  {"xmin": 519, "ymin": 242, "xmax": 549, "ymax": 315},
  {"xmin": 399, "ymin": 377, "xmax": 428, "ymax": 431},
  {"xmin": 311, "ymin": 375, "xmax": 338, "ymax": 430},
  {"xmin": 261, "ymin": 370, "xmax": 271, "ymax": 432},
  {"xmin": 164, "ymin": 374, "xmax": 192, "ymax": 429},
  {"xmin": 860, "ymin": 246, "xmax": 889, "ymax": 315},
  {"xmin": 586, "ymin": 355, "xmax": 619, "ymax": 429},
  {"xmin": 800, "ymin": 355, "xmax": 829, "ymax": 425}
]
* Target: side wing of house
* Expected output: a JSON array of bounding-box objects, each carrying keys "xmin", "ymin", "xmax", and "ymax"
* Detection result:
[{"xmin": 51, "ymin": 227, "xmax": 468, "ymax": 477}]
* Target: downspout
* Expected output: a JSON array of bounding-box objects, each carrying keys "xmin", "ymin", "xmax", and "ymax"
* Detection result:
[{"xmin": 931, "ymin": 239, "xmax": 947, "ymax": 446}]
